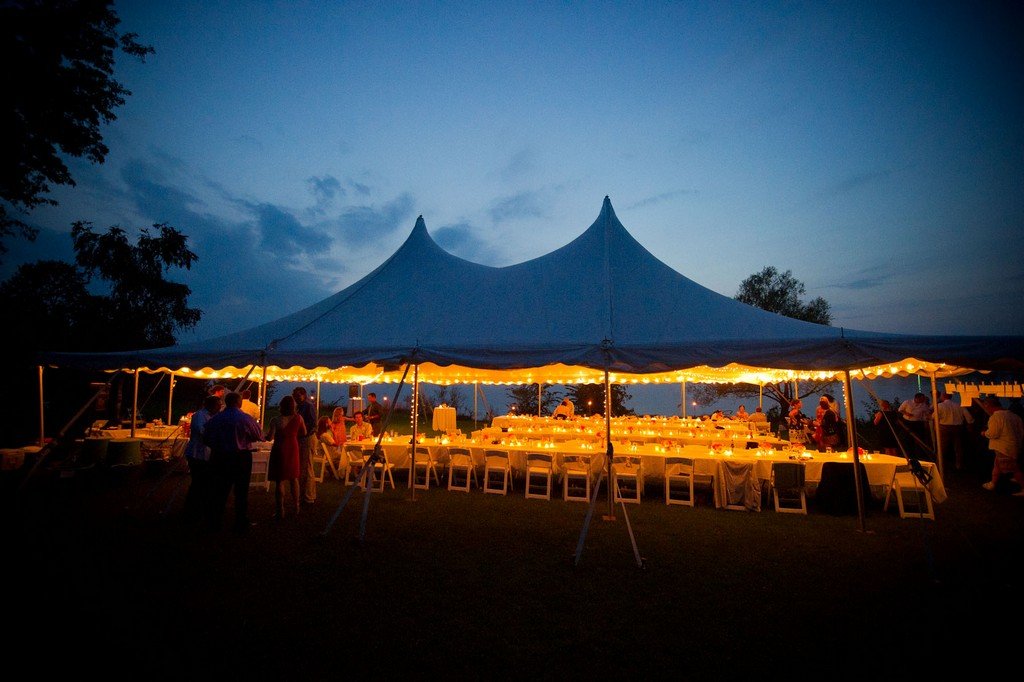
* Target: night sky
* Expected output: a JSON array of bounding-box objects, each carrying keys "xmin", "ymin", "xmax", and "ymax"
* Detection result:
[{"xmin": 5, "ymin": 2, "xmax": 1022, "ymax": 414}]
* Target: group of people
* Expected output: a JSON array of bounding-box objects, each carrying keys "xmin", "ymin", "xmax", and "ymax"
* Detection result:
[
  {"xmin": 873, "ymin": 392, "xmax": 1024, "ymax": 495},
  {"xmin": 182, "ymin": 386, "xmax": 264, "ymax": 533},
  {"xmin": 183, "ymin": 385, "xmax": 389, "ymax": 532},
  {"xmin": 785, "ymin": 395, "xmax": 844, "ymax": 451}
]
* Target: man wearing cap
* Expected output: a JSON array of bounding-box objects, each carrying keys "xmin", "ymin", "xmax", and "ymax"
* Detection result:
[{"xmin": 980, "ymin": 396, "xmax": 1024, "ymax": 495}]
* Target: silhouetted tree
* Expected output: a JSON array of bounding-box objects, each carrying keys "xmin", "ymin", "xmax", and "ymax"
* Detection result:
[
  {"xmin": 735, "ymin": 266, "xmax": 831, "ymax": 324},
  {"xmin": 506, "ymin": 384, "xmax": 561, "ymax": 416},
  {"xmin": 566, "ymin": 384, "xmax": 635, "ymax": 417},
  {"xmin": 0, "ymin": 0, "xmax": 153, "ymax": 258},
  {"xmin": 0, "ymin": 221, "xmax": 200, "ymax": 446},
  {"xmin": 692, "ymin": 266, "xmax": 835, "ymax": 415}
]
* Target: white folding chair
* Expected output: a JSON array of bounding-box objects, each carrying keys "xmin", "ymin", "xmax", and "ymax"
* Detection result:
[
  {"xmin": 664, "ymin": 456, "xmax": 694, "ymax": 506},
  {"xmin": 561, "ymin": 454, "xmax": 592, "ymax": 502},
  {"xmin": 483, "ymin": 449, "xmax": 512, "ymax": 495},
  {"xmin": 249, "ymin": 448, "xmax": 271, "ymax": 491},
  {"xmin": 611, "ymin": 455, "xmax": 642, "ymax": 504},
  {"xmin": 882, "ymin": 463, "xmax": 934, "ymax": 520},
  {"xmin": 524, "ymin": 453, "xmax": 553, "ymax": 500},
  {"xmin": 412, "ymin": 445, "xmax": 442, "ymax": 490},
  {"xmin": 319, "ymin": 441, "xmax": 343, "ymax": 481},
  {"xmin": 447, "ymin": 446, "xmax": 477, "ymax": 492},
  {"xmin": 343, "ymin": 444, "xmax": 369, "ymax": 487},
  {"xmin": 367, "ymin": 445, "xmax": 395, "ymax": 492}
]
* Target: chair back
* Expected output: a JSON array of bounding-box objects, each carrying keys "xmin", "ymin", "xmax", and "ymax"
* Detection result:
[
  {"xmin": 772, "ymin": 461, "xmax": 805, "ymax": 488},
  {"xmin": 526, "ymin": 452, "xmax": 553, "ymax": 467},
  {"xmin": 562, "ymin": 453, "xmax": 591, "ymax": 470},
  {"xmin": 664, "ymin": 456, "xmax": 693, "ymax": 475},
  {"xmin": 415, "ymin": 445, "xmax": 431, "ymax": 457},
  {"xmin": 484, "ymin": 449, "xmax": 509, "ymax": 467}
]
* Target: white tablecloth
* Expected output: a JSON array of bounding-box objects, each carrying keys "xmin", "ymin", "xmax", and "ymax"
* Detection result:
[{"xmin": 432, "ymin": 406, "xmax": 457, "ymax": 432}]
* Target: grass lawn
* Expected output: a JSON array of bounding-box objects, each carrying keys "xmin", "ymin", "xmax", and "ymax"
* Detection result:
[{"xmin": 2, "ymin": 455, "xmax": 1021, "ymax": 680}]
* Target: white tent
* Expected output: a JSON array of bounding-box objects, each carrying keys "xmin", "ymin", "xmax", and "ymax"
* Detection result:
[
  {"xmin": 43, "ymin": 196, "xmax": 1024, "ymax": 383},
  {"xmin": 39, "ymin": 196, "xmax": 1024, "ymax": 524}
]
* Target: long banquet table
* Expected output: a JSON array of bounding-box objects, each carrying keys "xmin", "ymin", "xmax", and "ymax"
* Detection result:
[
  {"xmin": 89, "ymin": 426, "xmax": 187, "ymax": 459},
  {"xmin": 337, "ymin": 436, "xmax": 946, "ymax": 509}
]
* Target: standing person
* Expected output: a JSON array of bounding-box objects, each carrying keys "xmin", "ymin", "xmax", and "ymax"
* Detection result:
[
  {"xmin": 872, "ymin": 400, "xmax": 901, "ymax": 456},
  {"xmin": 183, "ymin": 394, "xmax": 223, "ymax": 523},
  {"xmin": 936, "ymin": 392, "xmax": 973, "ymax": 470},
  {"xmin": 264, "ymin": 395, "xmax": 305, "ymax": 521},
  {"xmin": 208, "ymin": 384, "xmax": 227, "ymax": 400},
  {"xmin": 364, "ymin": 392, "xmax": 384, "ymax": 436},
  {"xmin": 330, "ymin": 407, "xmax": 348, "ymax": 446},
  {"xmin": 203, "ymin": 391, "xmax": 264, "ymax": 533},
  {"xmin": 980, "ymin": 396, "xmax": 1024, "ymax": 495},
  {"xmin": 292, "ymin": 386, "xmax": 318, "ymax": 505},
  {"xmin": 899, "ymin": 392, "xmax": 934, "ymax": 459},
  {"xmin": 240, "ymin": 389, "xmax": 260, "ymax": 421},
  {"xmin": 816, "ymin": 397, "xmax": 840, "ymax": 452}
]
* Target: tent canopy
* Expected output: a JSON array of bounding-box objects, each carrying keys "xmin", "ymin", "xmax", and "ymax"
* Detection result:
[{"xmin": 43, "ymin": 197, "xmax": 1024, "ymax": 385}]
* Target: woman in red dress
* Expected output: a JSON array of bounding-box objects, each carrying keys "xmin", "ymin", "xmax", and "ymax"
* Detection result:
[{"xmin": 265, "ymin": 395, "xmax": 306, "ymax": 519}]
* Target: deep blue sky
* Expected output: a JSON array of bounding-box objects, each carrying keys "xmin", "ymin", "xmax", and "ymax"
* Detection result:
[{"xmin": 5, "ymin": 1, "xmax": 1022, "ymax": 414}]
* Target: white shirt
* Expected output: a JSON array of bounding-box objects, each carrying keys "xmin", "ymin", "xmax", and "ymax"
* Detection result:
[
  {"xmin": 984, "ymin": 409, "xmax": 1023, "ymax": 459},
  {"xmin": 899, "ymin": 399, "xmax": 931, "ymax": 422},
  {"xmin": 936, "ymin": 399, "xmax": 973, "ymax": 426}
]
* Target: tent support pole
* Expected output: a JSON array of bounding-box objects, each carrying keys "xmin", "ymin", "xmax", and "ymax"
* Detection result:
[
  {"xmin": 167, "ymin": 371, "xmax": 175, "ymax": 426},
  {"xmin": 604, "ymin": 369, "xmax": 614, "ymax": 521},
  {"xmin": 258, "ymin": 358, "xmax": 268, "ymax": 426},
  {"xmin": 410, "ymin": 365, "xmax": 419, "ymax": 498},
  {"xmin": 131, "ymin": 368, "xmax": 140, "ymax": 438},
  {"xmin": 538, "ymin": 383, "xmax": 542, "ymax": 417},
  {"xmin": 37, "ymin": 365, "xmax": 45, "ymax": 446},
  {"xmin": 843, "ymin": 370, "xmax": 867, "ymax": 533},
  {"xmin": 474, "ymin": 381, "xmax": 478, "ymax": 428},
  {"xmin": 680, "ymin": 380, "xmax": 686, "ymax": 418},
  {"xmin": 316, "ymin": 379, "xmax": 321, "ymax": 419},
  {"xmin": 929, "ymin": 373, "xmax": 943, "ymax": 479},
  {"xmin": 759, "ymin": 382, "xmax": 763, "ymax": 410}
]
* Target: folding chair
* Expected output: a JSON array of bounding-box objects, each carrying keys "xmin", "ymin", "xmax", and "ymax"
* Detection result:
[
  {"xmin": 664, "ymin": 456, "xmax": 695, "ymax": 506},
  {"xmin": 447, "ymin": 446, "xmax": 477, "ymax": 492},
  {"xmin": 343, "ymin": 444, "xmax": 369, "ymax": 487},
  {"xmin": 249, "ymin": 447, "xmax": 271, "ymax": 491},
  {"xmin": 319, "ymin": 441, "xmax": 343, "ymax": 480},
  {"xmin": 770, "ymin": 461, "xmax": 807, "ymax": 514},
  {"xmin": 882, "ymin": 463, "xmax": 934, "ymax": 520},
  {"xmin": 483, "ymin": 449, "xmax": 512, "ymax": 495},
  {"xmin": 719, "ymin": 460, "xmax": 760, "ymax": 511},
  {"xmin": 611, "ymin": 455, "xmax": 642, "ymax": 504},
  {"xmin": 412, "ymin": 445, "xmax": 442, "ymax": 490},
  {"xmin": 367, "ymin": 445, "xmax": 396, "ymax": 492},
  {"xmin": 561, "ymin": 454, "xmax": 592, "ymax": 502},
  {"xmin": 524, "ymin": 453, "xmax": 554, "ymax": 500}
]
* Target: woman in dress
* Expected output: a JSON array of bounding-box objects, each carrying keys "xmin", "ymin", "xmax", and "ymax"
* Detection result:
[{"xmin": 264, "ymin": 395, "xmax": 305, "ymax": 520}]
